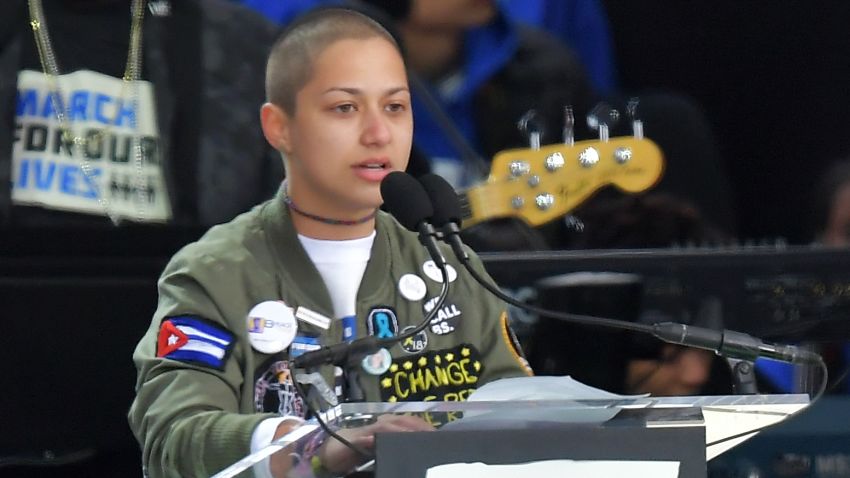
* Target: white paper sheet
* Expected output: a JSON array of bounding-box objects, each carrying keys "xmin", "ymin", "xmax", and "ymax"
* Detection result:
[
  {"xmin": 467, "ymin": 375, "xmax": 648, "ymax": 401},
  {"xmin": 436, "ymin": 376, "xmax": 650, "ymax": 428}
]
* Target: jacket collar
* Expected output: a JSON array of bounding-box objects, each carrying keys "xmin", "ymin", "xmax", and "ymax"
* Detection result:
[{"xmin": 260, "ymin": 187, "xmax": 393, "ymax": 317}]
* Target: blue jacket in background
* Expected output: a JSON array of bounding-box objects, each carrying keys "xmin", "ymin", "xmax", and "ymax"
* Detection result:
[
  {"xmin": 237, "ymin": 0, "xmax": 618, "ymax": 95},
  {"xmin": 499, "ymin": 0, "xmax": 618, "ymax": 95}
]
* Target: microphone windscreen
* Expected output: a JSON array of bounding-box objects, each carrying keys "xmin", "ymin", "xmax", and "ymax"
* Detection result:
[
  {"xmin": 381, "ymin": 171, "xmax": 433, "ymax": 231},
  {"xmin": 418, "ymin": 174, "xmax": 463, "ymax": 228}
]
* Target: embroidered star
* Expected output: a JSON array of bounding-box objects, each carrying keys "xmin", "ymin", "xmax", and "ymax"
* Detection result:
[
  {"xmin": 445, "ymin": 352, "xmax": 454, "ymax": 361},
  {"xmin": 388, "ymin": 396, "xmax": 397, "ymax": 402},
  {"xmin": 474, "ymin": 361, "xmax": 481, "ymax": 372},
  {"xmin": 390, "ymin": 363, "xmax": 399, "ymax": 373},
  {"xmin": 434, "ymin": 355, "xmax": 441, "ymax": 365},
  {"xmin": 403, "ymin": 361, "xmax": 413, "ymax": 370},
  {"xmin": 418, "ymin": 356, "xmax": 427, "ymax": 367},
  {"xmin": 167, "ymin": 334, "xmax": 179, "ymax": 346},
  {"xmin": 381, "ymin": 378, "xmax": 392, "ymax": 388},
  {"xmin": 461, "ymin": 347, "xmax": 470, "ymax": 357}
]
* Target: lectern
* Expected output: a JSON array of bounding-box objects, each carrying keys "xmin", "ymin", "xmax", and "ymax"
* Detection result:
[{"xmin": 212, "ymin": 394, "xmax": 808, "ymax": 478}]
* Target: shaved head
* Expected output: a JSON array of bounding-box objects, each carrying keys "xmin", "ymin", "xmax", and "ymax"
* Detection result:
[{"xmin": 265, "ymin": 8, "xmax": 402, "ymax": 114}]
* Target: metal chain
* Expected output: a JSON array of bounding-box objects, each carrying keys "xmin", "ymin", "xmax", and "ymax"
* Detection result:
[{"xmin": 27, "ymin": 0, "xmax": 147, "ymax": 225}]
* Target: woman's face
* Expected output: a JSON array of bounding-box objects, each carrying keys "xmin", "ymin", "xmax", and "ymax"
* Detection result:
[{"xmin": 271, "ymin": 37, "xmax": 412, "ymax": 220}]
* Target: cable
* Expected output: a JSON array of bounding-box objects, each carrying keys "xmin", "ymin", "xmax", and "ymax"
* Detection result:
[
  {"xmin": 459, "ymin": 254, "xmax": 654, "ymax": 335},
  {"xmin": 291, "ymin": 266, "xmax": 449, "ymax": 369},
  {"xmin": 291, "ymin": 375, "xmax": 372, "ymax": 461},
  {"xmin": 460, "ymin": 245, "xmax": 828, "ymax": 452},
  {"xmin": 825, "ymin": 365, "xmax": 849, "ymax": 394},
  {"xmin": 288, "ymin": 260, "xmax": 451, "ymax": 463}
]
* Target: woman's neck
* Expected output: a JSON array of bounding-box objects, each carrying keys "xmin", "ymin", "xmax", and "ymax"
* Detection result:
[
  {"xmin": 281, "ymin": 175, "xmax": 380, "ymax": 240},
  {"xmin": 290, "ymin": 213, "xmax": 376, "ymax": 241}
]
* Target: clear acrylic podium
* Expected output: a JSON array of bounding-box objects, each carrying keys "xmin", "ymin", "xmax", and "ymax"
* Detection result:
[{"xmin": 212, "ymin": 394, "xmax": 809, "ymax": 478}]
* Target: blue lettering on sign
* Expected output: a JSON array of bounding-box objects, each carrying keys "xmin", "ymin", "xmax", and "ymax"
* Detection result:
[
  {"xmin": 16, "ymin": 88, "xmax": 137, "ymax": 127},
  {"xmin": 94, "ymin": 94, "xmax": 112, "ymax": 124},
  {"xmin": 115, "ymin": 100, "xmax": 136, "ymax": 128},
  {"xmin": 79, "ymin": 169, "xmax": 99, "ymax": 198},
  {"xmin": 34, "ymin": 159, "xmax": 56, "ymax": 190},
  {"xmin": 16, "ymin": 89, "xmax": 38, "ymax": 117},
  {"xmin": 41, "ymin": 92, "xmax": 62, "ymax": 120},
  {"xmin": 16, "ymin": 159, "xmax": 29, "ymax": 188},
  {"xmin": 14, "ymin": 158, "xmax": 100, "ymax": 199},
  {"xmin": 69, "ymin": 91, "xmax": 90, "ymax": 121}
]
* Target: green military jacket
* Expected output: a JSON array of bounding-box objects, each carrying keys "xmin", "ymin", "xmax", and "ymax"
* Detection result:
[{"xmin": 129, "ymin": 190, "xmax": 531, "ymax": 477}]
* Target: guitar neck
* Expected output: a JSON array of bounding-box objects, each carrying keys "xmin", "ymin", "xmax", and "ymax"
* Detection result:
[{"xmin": 457, "ymin": 136, "xmax": 665, "ymax": 230}]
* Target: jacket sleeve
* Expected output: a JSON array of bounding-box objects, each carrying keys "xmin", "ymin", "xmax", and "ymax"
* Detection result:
[{"xmin": 128, "ymin": 249, "xmax": 275, "ymax": 478}]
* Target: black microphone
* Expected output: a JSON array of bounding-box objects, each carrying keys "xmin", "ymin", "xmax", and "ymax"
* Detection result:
[
  {"xmin": 291, "ymin": 172, "xmax": 450, "ymax": 370},
  {"xmin": 651, "ymin": 323, "xmax": 820, "ymax": 365},
  {"xmin": 290, "ymin": 336, "xmax": 382, "ymax": 370},
  {"xmin": 379, "ymin": 171, "xmax": 451, "ymax": 334},
  {"xmin": 418, "ymin": 173, "xmax": 469, "ymax": 262},
  {"xmin": 380, "ymin": 171, "xmax": 447, "ymax": 268},
  {"xmin": 417, "ymin": 173, "xmax": 821, "ymax": 366}
]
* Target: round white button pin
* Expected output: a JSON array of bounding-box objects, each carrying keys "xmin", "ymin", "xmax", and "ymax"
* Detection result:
[
  {"xmin": 246, "ymin": 301, "xmax": 298, "ymax": 354},
  {"xmin": 361, "ymin": 348, "xmax": 393, "ymax": 375},
  {"xmin": 422, "ymin": 260, "xmax": 458, "ymax": 283},
  {"xmin": 398, "ymin": 274, "xmax": 427, "ymax": 301}
]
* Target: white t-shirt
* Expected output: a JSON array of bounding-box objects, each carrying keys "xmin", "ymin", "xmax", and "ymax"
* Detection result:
[
  {"xmin": 251, "ymin": 230, "xmax": 376, "ymax": 478},
  {"xmin": 297, "ymin": 231, "xmax": 376, "ymax": 319}
]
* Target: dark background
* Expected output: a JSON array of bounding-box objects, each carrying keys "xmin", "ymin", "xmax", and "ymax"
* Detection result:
[{"xmin": 605, "ymin": 0, "xmax": 850, "ymax": 244}]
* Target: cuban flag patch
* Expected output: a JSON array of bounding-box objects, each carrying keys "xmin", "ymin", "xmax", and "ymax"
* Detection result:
[{"xmin": 157, "ymin": 316, "xmax": 235, "ymax": 370}]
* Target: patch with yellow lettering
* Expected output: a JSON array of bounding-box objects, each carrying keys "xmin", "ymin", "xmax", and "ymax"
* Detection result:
[{"xmin": 379, "ymin": 344, "xmax": 483, "ymax": 403}]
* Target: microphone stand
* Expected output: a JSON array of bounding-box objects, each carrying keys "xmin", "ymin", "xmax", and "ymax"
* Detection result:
[
  {"xmin": 726, "ymin": 357, "xmax": 758, "ymax": 394},
  {"xmin": 344, "ymin": 365, "xmax": 366, "ymax": 403}
]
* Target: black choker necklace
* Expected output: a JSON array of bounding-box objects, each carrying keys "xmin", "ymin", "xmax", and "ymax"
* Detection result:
[{"xmin": 283, "ymin": 195, "xmax": 376, "ymax": 226}]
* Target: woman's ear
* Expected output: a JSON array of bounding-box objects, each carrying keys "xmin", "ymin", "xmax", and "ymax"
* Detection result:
[{"xmin": 260, "ymin": 103, "xmax": 292, "ymax": 154}]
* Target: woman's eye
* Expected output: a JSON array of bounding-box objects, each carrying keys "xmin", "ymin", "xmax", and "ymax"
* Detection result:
[
  {"xmin": 386, "ymin": 103, "xmax": 406, "ymax": 113},
  {"xmin": 334, "ymin": 104, "xmax": 355, "ymax": 113}
]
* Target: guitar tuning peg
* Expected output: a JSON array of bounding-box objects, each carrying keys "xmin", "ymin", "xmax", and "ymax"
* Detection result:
[
  {"xmin": 563, "ymin": 105, "xmax": 575, "ymax": 146},
  {"xmin": 517, "ymin": 109, "xmax": 545, "ymax": 150},
  {"xmin": 586, "ymin": 102, "xmax": 619, "ymax": 142},
  {"xmin": 627, "ymin": 97, "xmax": 644, "ymax": 139}
]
